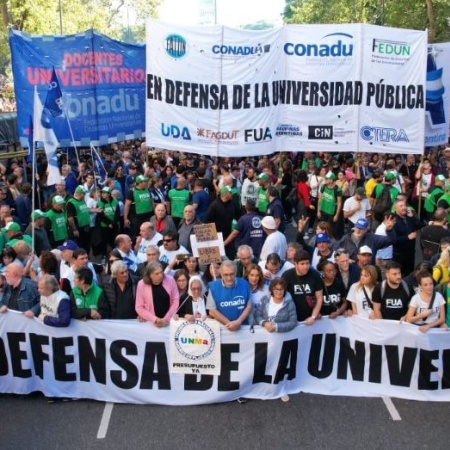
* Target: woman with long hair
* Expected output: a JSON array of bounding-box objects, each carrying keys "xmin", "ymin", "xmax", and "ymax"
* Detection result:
[
  {"xmin": 244, "ymin": 263, "xmax": 269, "ymax": 307},
  {"xmin": 405, "ymin": 271, "xmax": 446, "ymax": 332},
  {"xmin": 347, "ymin": 265, "xmax": 378, "ymax": 318}
]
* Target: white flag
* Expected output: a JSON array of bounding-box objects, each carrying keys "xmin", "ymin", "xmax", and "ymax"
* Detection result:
[{"xmin": 33, "ymin": 87, "xmax": 61, "ymax": 186}]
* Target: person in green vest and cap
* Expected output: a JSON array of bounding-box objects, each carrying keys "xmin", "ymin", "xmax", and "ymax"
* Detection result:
[
  {"xmin": 66, "ymin": 186, "xmax": 91, "ymax": 252},
  {"xmin": 437, "ymin": 182, "xmax": 450, "ymax": 224},
  {"xmin": 45, "ymin": 195, "xmax": 68, "ymax": 247},
  {"xmin": 95, "ymin": 187, "xmax": 120, "ymax": 259},
  {"xmin": 1, "ymin": 221, "xmax": 32, "ymax": 247},
  {"xmin": 424, "ymin": 174, "xmax": 447, "ymax": 221},
  {"xmin": 317, "ymin": 171, "xmax": 343, "ymax": 238},
  {"xmin": 124, "ymin": 174, "xmax": 154, "ymax": 240},
  {"xmin": 257, "ymin": 173, "xmax": 271, "ymax": 214}
]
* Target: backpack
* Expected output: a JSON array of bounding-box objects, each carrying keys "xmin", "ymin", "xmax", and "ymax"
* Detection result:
[
  {"xmin": 373, "ymin": 186, "xmax": 393, "ymax": 222},
  {"xmin": 380, "ymin": 280, "xmax": 410, "ymax": 299}
]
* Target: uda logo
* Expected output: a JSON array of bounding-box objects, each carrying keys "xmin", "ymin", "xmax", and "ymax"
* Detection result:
[
  {"xmin": 165, "ymin": 34, "xmax": 187, "ymax": 59},
  {"xmin": 161, "ymin": 124, "xmax": 191, "ymax": 140}
]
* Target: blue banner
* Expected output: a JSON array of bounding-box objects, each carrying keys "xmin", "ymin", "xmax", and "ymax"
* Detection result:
[{"xmin": 9, "ymin": 29, "xmax": 145, "ymax": 148}]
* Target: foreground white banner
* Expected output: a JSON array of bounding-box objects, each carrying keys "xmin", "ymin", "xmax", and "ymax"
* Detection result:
[
  {"xmin": 1, "ymin": 312, "xmax": 450, "ymax": 404},
  {"xmin": 146, "ymin": 20, "xmax": 427, "ymax": 156}
]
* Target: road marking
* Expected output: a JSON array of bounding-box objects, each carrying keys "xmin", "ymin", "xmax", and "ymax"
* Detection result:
[
  {"xmin": 382, "ymin": 397, "xmax": 402, "ymax": 421},
  {"xmin": 97, "ymin": 402, "xmax": 114, "ymax": 439}
]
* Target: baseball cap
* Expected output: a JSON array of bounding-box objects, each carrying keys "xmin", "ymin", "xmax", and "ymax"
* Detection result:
[
  {"xmin": 325, "ymin": 171, "xmax": 337, "ymax": 181},
  {"xmin": 358, "ymin": 245, "xmax": 373, "ymax": 255},
  {"xmin": 1, "ymin": 222, "xmax": 21, "ymax": 233},
  {"xmin": 261, "ymin": 216, "xmax": 276, "ymax": 230},
  {"xmin": 220, "ymin": 186, "xmax": 232, "ymax": 195},
  {"xmin": 57, "ymin": 240, "xmax": 78, "ymax": 251},
  {"xmin": 315, "ymin": 232, "xmax": 330, "ymax": 244},
  {"xmin": 74, "ymin": 186, "xmax": 86, "ymax": 195},
  {"xmin": 31, "ymin": 210, "xmax": 45, "ymax": 220},
  {"xmin": 258, "ymin": 173, "xmax": 269, "ymax": 182},
  {"xmin": 52, "ymin": 195, "xmax": 66, "ymax": 205},
  {"xmin": 384, "ymin": 172, "xmax": 396, "ymax": 182},
  {"xmin": 354, "ymin": 218, "xmax": 369, "ymax": 230},
  {"xmin": 101, "ymin": 187, "xmax": 111, "ymax": 193},
  {"xmin": 136, "ymin": 175, "xmax": 149, "ymax": 184},
  {"xmin": 436, "ymin": 174, "xmax": 446, "ymax": 182},
  {"xmin": 355, "ymin": 187, "xmax": 366, "ymax": 198}
]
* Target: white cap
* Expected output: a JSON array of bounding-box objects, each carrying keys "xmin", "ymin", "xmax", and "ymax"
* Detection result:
[
  {"xmin": 358, "ymin": 245, "xmax": 373, "ymax": 255},
  {"xmin": 261, "ymin": 216, "xmax": 276, "ymax": 230}
]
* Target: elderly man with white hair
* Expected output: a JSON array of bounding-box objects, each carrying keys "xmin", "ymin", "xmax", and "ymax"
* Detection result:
[{"xmin": 37, "ymin": 274, "xmax": 71, "ymax": 327}]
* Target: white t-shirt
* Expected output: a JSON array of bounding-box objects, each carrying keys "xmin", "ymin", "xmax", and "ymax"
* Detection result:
[
  {"xmin": 260, "ymin": 231, "xmax": 287, "ymax": 261},
  {"xmin": 159, "ymin": 245, "xmax": 189, "ymax": 266},
  {"xmin": 408, "ymin": 292, "xmax": 445, "ymax": 325},
  {"xmin": 136, "ymin": 232, "xmax": 163, "ymax": 263},
  {"xmin": 343, "ymin": 196, "xmax": 371, "ymax": 224},
  {"xmin": 375, "ymin": 222, "xmax": 392, "ymax": 260},
  {"xmin": 347, "ymin": 282, "xmax": 373, "ymax": 319}
]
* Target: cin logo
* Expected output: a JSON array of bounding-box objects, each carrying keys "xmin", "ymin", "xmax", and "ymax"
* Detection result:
[
  {"xmin": 165, "ymin": 34, "xmax": 187, "ymax": 59},
  {"xmin": 308, "ymin": 126, "xmax": 333, "ymax": 140},
  {"xmin": 161, "ymin": 124, "xmax": 191, "ymax": 140},
  {"xmin": 360, "ymin": 126, "xmax": 409, "ymax": 143},
  {"xmin": 244, "ymin": 127, "xmax": 272, "ymax": 143}
]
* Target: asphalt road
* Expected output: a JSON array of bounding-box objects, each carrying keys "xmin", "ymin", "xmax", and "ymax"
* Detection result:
[{"xmin": 1, "ymin": 392, "xmax": 447, "ymax": 450}]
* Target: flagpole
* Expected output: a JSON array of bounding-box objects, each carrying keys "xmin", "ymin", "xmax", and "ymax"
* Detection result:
[
  {"xmin": 63, "ymin": 112, "xmax": 81, "ymax": 166},
  {"xmin": 90, "ymin": 144, "xmax": 98, "ymax": 192},
  {"xmin": 31, "ymin": 139, "xmax": 36, "ymax": 255}
]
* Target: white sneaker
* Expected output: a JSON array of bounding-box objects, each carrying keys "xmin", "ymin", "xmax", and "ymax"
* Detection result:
[{"xmin": 280, "ymin": 394, "xmax": 290, "ymax": 402}]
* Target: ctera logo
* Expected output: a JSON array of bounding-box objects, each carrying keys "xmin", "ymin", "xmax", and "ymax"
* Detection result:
[
  {"xmin": 360, "ymin": 126, "xmax": 409, "ymax": 143},
  {"xmin": 244, "ymin": 127, "xmax": 272, "ymax": 143},
  {"xmin": 165, "ymin": 34, "xmax": 187, "ymax": 59},
  {"xmin": 161, "ymin": 123, "xmax": 191, "ymax": 140},
  {"xmin": 284, "ymin": 32, "xmax": 353, "ymax": 57},
  {"xmin": 372, "ymin": 39, "xmax": 411, "ymax": 56},
  {"xmin": 212, "ymin": 43, "xmax": 270, "ymax": 56}
]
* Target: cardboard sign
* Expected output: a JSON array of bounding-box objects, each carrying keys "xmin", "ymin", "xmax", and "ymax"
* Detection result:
[
  {"xmin": 197, "ymin": 246, "xmax": 222, "ymax": 265},
  {"xmin": 193, "ymin": 223, "xmax": 218, "ymax": 242}
]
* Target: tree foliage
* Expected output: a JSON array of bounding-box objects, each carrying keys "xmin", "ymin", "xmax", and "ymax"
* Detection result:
[
  {"xmin": 283, "ymin": 0, "xmax": 450, "ymax": 43},
  {"xmin": 0, "ymin": 0, "xmax": 161, "ymax": 76}
]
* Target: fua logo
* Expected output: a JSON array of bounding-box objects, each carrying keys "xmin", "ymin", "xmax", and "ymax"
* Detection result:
[
  {"xmin": 161, "ymin": 124, "xmax": 191, "ymax": 140},
  {"xmin": 284, "ymin": 32, "xmax": 354, "ymax": 57},
  {"xmin": 165, "ymin": 34, "xmax": 187, "ymax": 59},
  {"xmin": 244, "ymin": 127, "xmax": 272, "ymax": 143}
]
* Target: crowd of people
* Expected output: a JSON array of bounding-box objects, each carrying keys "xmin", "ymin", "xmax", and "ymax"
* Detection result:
[{"xmin": 0, "ymin": 142, "xmax": 450, "ymax": 401}]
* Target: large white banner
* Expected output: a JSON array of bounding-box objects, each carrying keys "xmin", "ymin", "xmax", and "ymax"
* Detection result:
[
  {"xmin": 425, "ymin": 42, "xmax": 450, "ymax": 147},
  {"xmin": 146, "ymin": 20, "xmax": 427, "ymax": 156},
  {"xmin": 2, "ymin": 312, "xmax": 450, "ymax": 404}
]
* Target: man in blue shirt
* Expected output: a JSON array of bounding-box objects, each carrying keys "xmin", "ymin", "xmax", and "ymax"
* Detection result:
[{"xmin": 206, "ymin": 260, "xmax": 252, "ymax": 331}]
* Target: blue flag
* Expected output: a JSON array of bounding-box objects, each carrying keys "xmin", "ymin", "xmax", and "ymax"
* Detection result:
[
  {"xmin": 91, "ymin": 144, "xmax": 107, "ymax": 186},
  {"xmin": 44, "ymin": 68, "xmax": 63, "ymax": 117}
]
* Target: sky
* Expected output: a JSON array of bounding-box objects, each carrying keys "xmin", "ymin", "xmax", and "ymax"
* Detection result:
[{"xmin": 159, "ymin": 0, "xmax": 286, "ymax": 28}]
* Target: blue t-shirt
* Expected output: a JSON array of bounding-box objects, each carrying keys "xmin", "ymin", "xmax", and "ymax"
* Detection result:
[
  {"xmin": 235, "ymin": 212, "xmax": 265, "ymax": 258},
  {"xmin": 208, "ymin": 278, "xmax": 251, "ymax": 322},
  {"xmin": 192, "ymin": 189, "xmax": 210, "ymax": 222}
]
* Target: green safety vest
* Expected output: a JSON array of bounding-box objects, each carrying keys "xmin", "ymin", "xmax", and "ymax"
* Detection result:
[
  {"xmin": 97, "ymin": 199, "xmax": 118, "ymax": 228},
  {"xmin": 424, "ymin": 186, "xmax": 444, "ymax": 213},
  {"xmin": 168, "ymin": 188, "xmax": 190, "ymax": 218},
  {"xmin": 72, "ymin": 284, "xmax": 103, "ymax": 310},
  {"xmin": 320, "ymin": 185, "xmax": 340, "ymax": 215},
  {"xmin": 45, "ymin": 209, "xmax": 68, "ymax": 242},
  {"xmin": 257, "ymin": 187, "xmax": 269, "ymax": 213},
  {"xmin": 67, "ymin": 197, "xmax": 90, "ymax": 228},
  {"xmin": 437, "ymin": 192, "xmax": 450, "ymax": 223},
  {"xmin": 133, "ymin": 188, "xmax": 153, "ymax": 215}
]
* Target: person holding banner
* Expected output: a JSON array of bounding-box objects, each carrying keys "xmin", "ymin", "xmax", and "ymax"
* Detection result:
[
  {"xmin": 177, "ymin": 275, "xmax": 208, "ymax": 322},
  {"xmin": 135, "ymin": 261, "xmax": 179, "ymax": 327},
  {"xmin": 347, "ymin": 265, "xmax": 378, "ymax": 318},
  {"xmin": 206, "ymin": 260, "xmax": 252, "ymax": 331}
]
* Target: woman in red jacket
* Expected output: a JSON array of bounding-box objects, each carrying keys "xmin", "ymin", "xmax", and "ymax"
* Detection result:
[{"xmin": 295, "ymin": 170, "xmax": 314, "ymax": 231}]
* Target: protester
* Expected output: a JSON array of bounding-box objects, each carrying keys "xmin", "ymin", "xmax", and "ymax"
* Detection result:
[{"xmin": 37, "ymin": 274, "xmax": 71, "ymax": 327}]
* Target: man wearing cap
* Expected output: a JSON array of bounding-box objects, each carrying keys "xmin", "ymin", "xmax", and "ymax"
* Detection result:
[
  {"xmin": 45, "ymin": 195, "xmax": 68, "ymax": 247},
  {"xmin": 317, "ymin": 171, "xmax": 342, "ymax": 236},
  {"xmin": 58, "ymin": 240, "xmax": 78, "ymax": 280},
  {"xmin": 357, "ymin": 245, "xmax": 382, "ymax": 281},
  {"xmin": 2, "ymin": 221, "xmax": 32, "ymax": 247},
  {"xmin": 337, "ymin": 216, "xmax": 396, "ymax": 262},
  {"xmin": 223, "ymin": 199, "xmax": 265, "ymax": 258},
  {"xmin": 96, "ymin": 187, "xmax": 120, "ymax": 257},
  {"xmin": 423, "ymin": 174, "xmax": 447, "ymax": 221},
  {"xmin": 343, "ymin": 187, "xmax": 371, "ymax": 227},
  {"xmin": 206, "ymin": 186, "xmax": 241, "ymax": 259},
  {"xmin": 124, "ymin": 174, "xmax": 154, "ymax": 239},
  {"xmin": 260, "ymin": 215, "xmax": 288, "ymax": 261},
  {"xmin": 257, "ymin": 173, "xmax": 271, "ymax": 214},
  {"xmin": 266, "ymin": 185, "xmax": 286, "ymax": 233},
  {"xmin": 25, "ymin": 210, "xmax": 51, "ymax": 257},
  {"xmin": 66, "ymin": 186, "xmax": 91, "ymax": 251},
  {"xmin": 311, "ymin": 233, "xmax": 335, "ymax": 270}
]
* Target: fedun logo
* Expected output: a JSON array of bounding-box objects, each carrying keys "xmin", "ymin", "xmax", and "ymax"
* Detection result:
[
  {"xmin": 165, "ymin": 34, "xmax": 187, "ymax": 59},
  {"xmin": 372, "ymin": 39, "xmax": 410, "ymax": 56},
  {"xmin": 360, "ymin": 126, "xmax": 409, "ymax": 143}
]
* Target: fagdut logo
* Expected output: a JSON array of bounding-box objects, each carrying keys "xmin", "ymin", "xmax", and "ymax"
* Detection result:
[
  {"xmin": 165, "ymin": 34, "xmax": 188, "ymax": 59},
  {"xmin": 360, "ymin": 126, "xmax": 409, "ymax": 143},
  {"xmin": 174, "ymin": 320, "xmax": 216, "ymax": 361},
  {"xmin": 197, "ymin": 128, "xmax": 239, "ymax": 145}
]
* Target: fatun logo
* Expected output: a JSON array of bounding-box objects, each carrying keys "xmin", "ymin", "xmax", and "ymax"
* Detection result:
[{"xmin": 165, "ymin": 34, "xmax": 187, "ymax": 59}]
